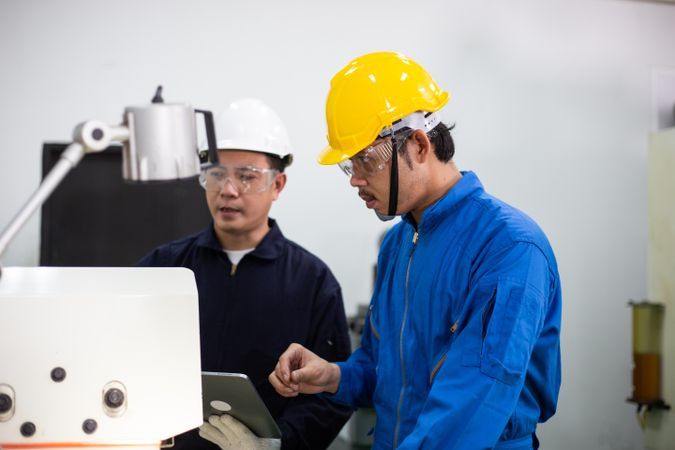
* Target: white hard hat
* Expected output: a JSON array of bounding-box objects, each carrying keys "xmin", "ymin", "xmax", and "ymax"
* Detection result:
[{"xmin": 202, "ymin": 98, "xmax": 293, "ymax": 167}]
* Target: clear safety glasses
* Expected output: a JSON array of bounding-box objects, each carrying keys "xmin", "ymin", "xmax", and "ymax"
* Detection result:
[
  {"xmin": 338, "ymin": 130, "xmax": 413, "ymax": 177},
  {"xmin": 199, "ymin": 164, "xmax": 279, "ymax": 194}
]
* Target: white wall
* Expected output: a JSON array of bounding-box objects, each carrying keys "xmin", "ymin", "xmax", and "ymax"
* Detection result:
[
  {"xmin": 2, "ymin": 0, "xmax": 675, "ymax": 448},
  {"xmin": 647, "ymin": 129, "xmax": 675, "ymax": 449}
]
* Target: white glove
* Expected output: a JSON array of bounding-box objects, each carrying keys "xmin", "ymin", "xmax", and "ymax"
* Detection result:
[{"xmin": 198, "ymin": 414, "xmax": 281, "ymax": 450}]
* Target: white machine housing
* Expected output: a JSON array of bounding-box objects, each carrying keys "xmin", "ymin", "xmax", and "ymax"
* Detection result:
[{"xmin": 0, "ymin": 267, "xmax": 202, "ymax": 450}]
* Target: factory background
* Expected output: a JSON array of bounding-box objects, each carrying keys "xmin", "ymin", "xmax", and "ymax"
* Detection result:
[{"xmin": 2, "ymin": 0, "xmax": 675, "ymax": 448}]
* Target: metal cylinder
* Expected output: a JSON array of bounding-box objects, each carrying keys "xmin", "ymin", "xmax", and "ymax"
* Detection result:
[{"xmin": 122, "ymin": 103, "xmax": 201, "ymax": 182}]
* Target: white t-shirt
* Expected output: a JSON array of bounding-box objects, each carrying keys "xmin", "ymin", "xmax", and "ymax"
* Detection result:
[{"xmin": 223, "ymin": 248, "xmax": 255, "ymax": 266}]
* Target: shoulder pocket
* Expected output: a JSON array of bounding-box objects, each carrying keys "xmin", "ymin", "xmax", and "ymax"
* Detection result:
[
  {"xmin": 480, "ymin": 279, "xmax": 544, "ymax": 385},
  {"xmin": 460, "ymin": 279, "xmax": 544, "ymax": 386}
]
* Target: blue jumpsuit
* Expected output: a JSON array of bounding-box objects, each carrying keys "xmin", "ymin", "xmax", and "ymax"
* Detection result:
[
  {"xmin": 137, "ymin": 219, "xmax": 353, "ymax": 450},
  {"xmin": 331, "ymin": 172, "xmax": 562, "ymax": 449}
]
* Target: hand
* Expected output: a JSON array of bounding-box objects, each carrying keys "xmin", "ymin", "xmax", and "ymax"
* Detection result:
[
  {"xmin": 268, "ymin": 343, "xmax": 341, "ymax": 397},
  {"xmin": 198, "ymin": 414, "xmax": 280, "ymax": 450}
]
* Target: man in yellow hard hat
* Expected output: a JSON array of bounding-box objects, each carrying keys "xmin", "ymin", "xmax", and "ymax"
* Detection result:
[{"xmin": 270, "ymin": 52, "xmax": 562, "ymax": 449}]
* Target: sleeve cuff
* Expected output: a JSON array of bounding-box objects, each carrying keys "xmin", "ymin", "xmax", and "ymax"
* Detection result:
[{"xmin": 319, "ymin": 361, "xmax": 353, "ymax": 406}]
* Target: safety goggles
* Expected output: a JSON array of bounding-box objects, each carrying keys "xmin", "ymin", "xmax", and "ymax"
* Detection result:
[
  {"xmin": 199, "ymin": 164, "xmax": 279, "ymax": 194},
  {"xmin": 338, "ymin": 129, "xmax": 414, "ymax": 177},
  {"xmin": 338, "ymin": 139, "xmax": 393, "ymax": 177}
]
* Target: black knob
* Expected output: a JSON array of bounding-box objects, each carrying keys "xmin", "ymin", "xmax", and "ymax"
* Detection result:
[
  {"xmin": 0, "ymin": 393, "xmax": 12, "ymax": 413},
  {"xmin": 104, "ymin": 388, "xmax": 125, "ymax": 409},
  {"xmin": 91, "ymin": 128, "xmax": 104, "ymax": 141},
  {"xmin": 20, "ymin": 422, "xmax": 36, "ymax": 437},
  {"xmin": 82, "ymin": 418, "xmax": 97, "ymax": 434},
  {"xmin": 151, "ymin": 85, "xmax": 164, "ymax": 103},
  {"xmin": 51, "ymin": 367, "xmax": 66, "ymax": 382}
]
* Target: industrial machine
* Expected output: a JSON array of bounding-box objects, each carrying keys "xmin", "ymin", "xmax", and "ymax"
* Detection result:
[{"xmin": 0, "ymin": 87, "xmax": 216, "ymax": 449}]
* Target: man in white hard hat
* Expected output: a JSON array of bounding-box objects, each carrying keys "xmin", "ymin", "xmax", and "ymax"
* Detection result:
[{"xmin": 137, "ymin": 98, "xmax": 353, "ymax": 450}]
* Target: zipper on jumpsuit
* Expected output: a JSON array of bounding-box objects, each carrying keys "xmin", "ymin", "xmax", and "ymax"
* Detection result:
[{"xmin": 393, "ymin": 229, "xmax": 418, "ymax": 448}]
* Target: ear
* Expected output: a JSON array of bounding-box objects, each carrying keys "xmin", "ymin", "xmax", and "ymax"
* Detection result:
[
  {"xmin": 409, "ymin": 129, "xmax": 432, "ymax": 164},
  {"xmin": 271, "ymin": 172, "xmax": 287, "ymax": 201}
]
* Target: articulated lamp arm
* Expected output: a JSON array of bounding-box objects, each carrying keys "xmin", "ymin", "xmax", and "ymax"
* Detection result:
[
  {"xmin": 0, "ymin": 87, "xmax": 216, "ymax": 278},
  {"xmin": 0, "ymin": 121, "xmax": 130, "ymax": 272}
]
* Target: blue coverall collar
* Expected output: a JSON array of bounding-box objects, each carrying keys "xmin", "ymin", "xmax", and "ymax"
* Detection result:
[
  {"xmin": 196, "ymin": 218, "xmax": 285, "ymax": 260},
  {"xmin": 403, "ymin": 171, "xmax": 484, "ymax": 233}
]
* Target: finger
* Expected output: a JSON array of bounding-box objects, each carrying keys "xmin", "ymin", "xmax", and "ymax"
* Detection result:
[
  {"xmin": 290, "ymin": 365, "xmax": 312, "ymax": 387},
  {"xmin": 277, "ymin": 344, "xmax": 305, "ymax": 382},
  {"xmin": 268, "ymin": 370, "xmax": 284, "ymax": 390},
  {"xmin": 289, "ymin": 363, "xmax": 335, "ymax": 394},
  {"xmin": 275, "ymin": 348, "xmax": 294, "ymax": 383},
  {"xmin": 199, "ymin": 421, "xmax": 229, "ymax": 447},
  {"xmin": 271, "ymin": 361, "xmax": 288, "ymax": 387},
  {"xmin": 268, "ymin": 371, "xmax": 300, "ymax": 397},
  {"xmin": 198, "ymin": 421, "xmax": 218, "ymax": 437},
  {"xmin": 220, "ymin": 414, "xmax": 255, "ymax": 438},
  {"xmin": 209, "ymin": 414, "xmax": 237, "ymax": 444}
]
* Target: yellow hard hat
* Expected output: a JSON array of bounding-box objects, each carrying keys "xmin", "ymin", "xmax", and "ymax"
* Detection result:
[{"xmin": 318, "ymin": 52, "xmax": 450, "ymax": 165}]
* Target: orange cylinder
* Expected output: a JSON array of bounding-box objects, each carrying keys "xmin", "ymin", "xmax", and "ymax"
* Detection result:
[{"xmin": 630, "ymin": 302, "xmax": 665, "ymax": 403}]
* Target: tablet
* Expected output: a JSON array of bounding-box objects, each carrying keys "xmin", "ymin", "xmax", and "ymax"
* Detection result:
[{"xmin": 201, "ymin": 372, "xmax": 282, "ymax": 439}]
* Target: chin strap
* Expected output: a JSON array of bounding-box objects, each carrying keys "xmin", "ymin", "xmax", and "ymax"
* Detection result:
[
  {"xmin": 387, "ymin": 130, "xmax": 399, "ymax": 217},
  {"xmin": 380, "ymin": 111, "xmax": 442, "ymax": 219},
  {"xmin": 381, "ymin": 111, "xmax": 441, "ymax": 136}
]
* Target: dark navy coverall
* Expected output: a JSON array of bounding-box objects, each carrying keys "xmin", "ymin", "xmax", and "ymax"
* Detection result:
[{"xmin": 137, "ymin": 219, "xmax": 353, "ymax": 449}]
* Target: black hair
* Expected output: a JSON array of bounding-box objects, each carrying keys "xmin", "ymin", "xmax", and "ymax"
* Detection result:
[
  {"xmin": 265, "ymin": 154, "xmax": 289, "ymax": 172},
  {"xmin": 394, "ymin": 121, "xmax": 455, "ymax": 167},
  {"xmin": 427, "ymin": 121, "xmax": 455, "ymax": 162}
]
